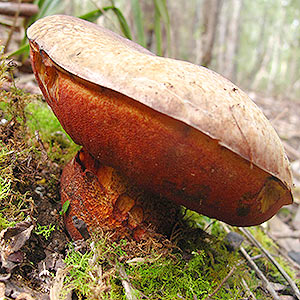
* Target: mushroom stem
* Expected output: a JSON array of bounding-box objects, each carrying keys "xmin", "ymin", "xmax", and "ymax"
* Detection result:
[{"xmin": 61, "ymin": 148, "xmax": 181, "ymax": 240}]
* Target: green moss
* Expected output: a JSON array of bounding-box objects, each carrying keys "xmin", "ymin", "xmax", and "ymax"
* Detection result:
[
  {"xmin": 35, "ymin": 223, "xmax": 56, "ymax": 240},
  {"xmin": 0, "ymin": 212, "xmax": 16, "ymax": 231},
  {"xmin": 61, "ymin": 228, "xmax": 249, "ymax": 300},
  {"xmin": 126, "ymin": 252, "xmax": 214, "ymax": 299},
  {"xmin": 0, "ymin": 176, "xmax": 10, "ymax": 201},
  {"xmin": 25, "ymin": 101, "xmax": 80, "ymax": 163},
  {"xmin": 58, "ymin": 215, "xmax": 299, "ymax": 299},
  {"xmin": 0, "ymin": 141, "xmax": 28, "ymax": 228},
  {"xmin": 62, "ymin": 245, "xmax": 95, "ymax": 298}
]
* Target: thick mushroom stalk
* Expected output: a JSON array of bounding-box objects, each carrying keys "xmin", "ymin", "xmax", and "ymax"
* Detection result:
[
  {"xmin": 27, "ymin": 15, "xmax": 293, "ymax": 238},
  {"xmin": 61, "ymin": 148, "xmax": 179, "ymax": 240}
]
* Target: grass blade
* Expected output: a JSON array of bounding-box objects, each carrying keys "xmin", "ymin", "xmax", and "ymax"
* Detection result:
[
  {"xmin": 80, "ymin": 6, "xmax": 132, "ymax": 40},
  {"xmin": 36, "ymin": 0, "xmax": 64, "ymax": 20},
  {"xmin": 154, "ymin": 4, "xmax": 162, "ymax": 56},
  {"xmin": 79, "ymin": 9, "xmax": 104, "ymax": 22},
  {"xmin": 111, "ymin": 7, "xmax": 133, "ymax": 40},
  {"xmin": 154, "ymin": 0, "xmax": 169, "ymax": 24},
  {"xmin": 7, "ymin": 44, "xmax": 29, "ymax": 58},
  {"xmin": 131, "ymin": 0, "xmax": 146, "ymax": 47},
  {"xmin": 154, "ymin": 0, "xmax": 171, "ymax": 56}
]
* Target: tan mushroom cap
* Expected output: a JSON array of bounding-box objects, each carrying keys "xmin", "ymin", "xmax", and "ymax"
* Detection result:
[{"xmin": 27, "ymin": 15, "xmax": 293, "ymax": 226}]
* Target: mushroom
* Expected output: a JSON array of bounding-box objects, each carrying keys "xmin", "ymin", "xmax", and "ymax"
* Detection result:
[{"xmin": 27, "ymin": 15, "xmax": 293, "ymax": 239}]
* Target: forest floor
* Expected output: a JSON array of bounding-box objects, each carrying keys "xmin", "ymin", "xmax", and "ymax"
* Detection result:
[{"xmin": 1, "ymin": 62, "xmax": 300, "ymax": 300}]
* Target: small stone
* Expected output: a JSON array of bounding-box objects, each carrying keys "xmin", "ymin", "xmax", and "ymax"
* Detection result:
[
  {"xmin": 224, "ymin": 231, "xmax": 244, "ymax": 251},
  {"xmin": 72, "ymin": 216, "xmax": 90, "ymax": 240},
  {"xmin": 279, "ymin": 296, "xmax": 295, "ymax": 300}
]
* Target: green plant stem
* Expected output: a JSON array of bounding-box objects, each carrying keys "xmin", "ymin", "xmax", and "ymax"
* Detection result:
[{"xmin": 131, "ymin": 0, "xmax": 146, "ymax": 47}]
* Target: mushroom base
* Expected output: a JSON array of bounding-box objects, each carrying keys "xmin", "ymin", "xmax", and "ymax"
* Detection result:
[{"xmin": 61, "ymin": 148, "xmax": 181, "ymax": 241}]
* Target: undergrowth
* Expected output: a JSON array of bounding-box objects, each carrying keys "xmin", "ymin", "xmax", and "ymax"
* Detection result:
[
  {"xmin": 248, "ymin": 226, "xmax": 298, "ymax": 283},
  {"xmin": 58, "ymin": 212, "xmax": 300, "ymax": 300},
  {"xmin": 61, "ymin": 229, "xmax": 247, "ymax": 300}
]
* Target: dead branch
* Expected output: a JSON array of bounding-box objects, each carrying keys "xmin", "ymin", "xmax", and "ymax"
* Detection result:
[
  {"xmin": 0, "ymin": 2, "xmax": 38, "ymax": 17},
  {"xmin": 270, "ymin": 230, "xmax": 300, "ymax": 239},
  {"xmin": 221, "ymin": 223, "xmax": 280, "ymax": 299},
  {"xmin": 267, "ymin": 232, "xmax": 300, "ymax": 271},
  {"xmin": 50, "ymin": 267, "xmax": 73, "ymax": 300},
  {"xmin": 118, "ymin": 265, "xmax": 140, "ymax": 300},
  {"xmin": 240, "ymin": 246, "xmax": 281, "ymax": 300},
  {"xmin": 34, "ymin": 130, "xmax": 48, "ymax": 162},
  {"xmin": 241, "ymin": 278, "xmax": 257, "ymax": 300},
  {"xmin": 15, "ymin": 293, "xmax": 35, "ymax": 300},
  {"xmin": 240, "ymin": 227, "xmax": 300, "ymax": 300},
  {"xmin": 270, "ymin": 107, "xmax": 289, "ymax": 123},
  {"xmin": 4, "ymin": 0, "xmax": 21, "ymax": 53}
]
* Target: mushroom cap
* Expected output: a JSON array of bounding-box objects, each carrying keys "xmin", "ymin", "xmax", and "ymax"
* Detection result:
[{"xmin": 27, "ymin": 15, "xmax": 293, "ymax": 226}]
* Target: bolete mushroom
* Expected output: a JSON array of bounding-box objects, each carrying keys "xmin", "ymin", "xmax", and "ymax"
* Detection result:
[{"xmin": 27, "ymin": 15, "xmax": 293, "ymax": 240}]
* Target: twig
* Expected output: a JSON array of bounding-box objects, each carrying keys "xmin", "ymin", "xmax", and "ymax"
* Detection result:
[
  {"xmin": 270, "ymin": 107, "xmax": 289, "ymax": 123},
  {"xmin": 267, "ymin": 232, "xmax": 300, "ymax": 271},
  {"xmin": 34, "ymin": 130, "xmax": 48, "ymax": 161},
  {"xmin": 118, "ymin": 265, "xmax": 139, "ymax": 300},
  {"xmin": 0, "ymin": 2, "xmax": 38, "ymax": 17},
  {"xmin": 270, "ymin": 230, "xmax": 300, "ymax": 239},
  {"xmin": 221, "ymin": 223, "xmax": 280, "ymax": 299},
  {"xmin": 241, "ymin": 278, "xmax": 257, "ymax": 300},
  {"xmin": 4, "ymin": 0, "xmax": 21, "ymax": 53},
  {"xmin": 282, "ymin": 141, "xmax": 300, "ymax": 160},
  {"xmin": 240, "ymin": 227, "xmax": 300, "ymax": 300},
  {"xmin": 204, "ymin": 266, "xmax": 236, "ymax": 300},
  {"xmin": 240, "ymin": 246, "xmax": 280, "ymax": 300}
]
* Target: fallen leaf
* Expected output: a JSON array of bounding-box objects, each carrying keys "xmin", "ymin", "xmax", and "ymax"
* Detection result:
[{"xmin": 0, "ymin": 220, "xmax": 34, "ymax": 271}]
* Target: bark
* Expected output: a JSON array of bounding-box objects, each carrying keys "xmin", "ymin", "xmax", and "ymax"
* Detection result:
[
  {"xmin": 197, "ymin": 0, "xmax": 222, "ymax": 67},
  {"xmin": 245, "ymin": 6, "xmax": 268, "ymax": 87},
  {"xmin": 266, "ymin": 7, "xmax": 286, "ymax": 93},
  {"xmin": 216, "ymin": 0, "xmax": 227, "ymax": 73},
  {"xmin": 222, "ymin": 0, "xmax": 243, "ymax": 81},
  {"xmin": 251, "ymin": 33, "xmax": 275, "ymax": 90},
  {"xmin": 139, "ymin": 1, "xmax": 155, "ymax": 51},
  {"xmin": 170, "ymin": 0, "xmax": 196, "ymax": 59},
  {"xmin": 288, "ymin": 47, "xmax": 300, "ymax": 95}
]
